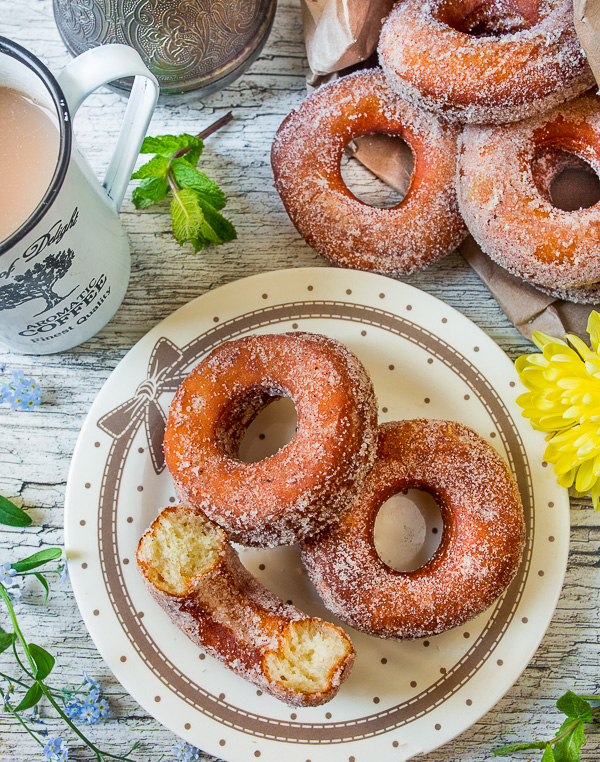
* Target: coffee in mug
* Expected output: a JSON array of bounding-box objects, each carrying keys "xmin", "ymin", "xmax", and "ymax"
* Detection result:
[{"xmin": 0, "ymin": 38, "xmax": 159, "ymax": 354}]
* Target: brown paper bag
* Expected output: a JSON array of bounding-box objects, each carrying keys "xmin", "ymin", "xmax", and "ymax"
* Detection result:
[{"xmin": 300, "ymin": 0, "xmax": 600, "ymax": 341}]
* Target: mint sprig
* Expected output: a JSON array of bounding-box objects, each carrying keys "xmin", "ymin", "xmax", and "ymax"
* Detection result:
[
  {"xmin": 131, "ymin": 112, "xmax": 236, "ymax": 252},
  {"xmin": 494, "ymin": 690, "xmax": 600, "ymax": 761}
]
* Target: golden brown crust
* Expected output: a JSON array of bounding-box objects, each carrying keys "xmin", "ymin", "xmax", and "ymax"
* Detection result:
[
  {"xmin": 301, "ymin": 420, "xmax": 526, "ymax": 640},
  {"xmin": 378, "ymin": 0, "xmax": 594, "ymax": 124},
  {"xmin": 164, "ymin": 332, "xmax": 379, "ymax": 547},
  {"xmin": 137, "ymin": 505, "xmax": 356, "ymax": 707},
  {"xmin": 458, "ymin": 91, "xmax": 600, "ymax": 298},
  {"xmin": 271, "ymin": 69, "xmax": 467, "ymax": 276}
]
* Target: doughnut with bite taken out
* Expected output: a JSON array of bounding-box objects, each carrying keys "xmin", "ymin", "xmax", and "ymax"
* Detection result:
[{"xmin": 137, "ymin": 505, "xmax": 356, "ymax": 707}]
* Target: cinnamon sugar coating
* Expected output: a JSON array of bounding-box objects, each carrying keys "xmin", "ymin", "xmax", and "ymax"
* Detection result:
[
  {"xmin": 164, "ymin": 332, "xmax": 378, "ymax": 547},
  {"xmin": 378, "ymin": 0, "xmax": 594, "ymax": 124},
  {"xmin": 458, "ymin": 91, "xmax": 600, "ymax": 300},
  {"xmin": 137, "ymin": 505, "xmax": 355, "ymax": 707},
  {"xmin": 301, "ymin": 420, "xmax": 526, "ymax": 640},
  {"xmin": 271, "ymin": 69, "xmax": 467, "ymax": 276}
]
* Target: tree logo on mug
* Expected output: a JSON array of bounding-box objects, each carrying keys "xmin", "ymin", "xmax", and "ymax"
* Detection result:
[{"xmin": 0, "ymin": 248, "xmax": 76, "ymax": 315}]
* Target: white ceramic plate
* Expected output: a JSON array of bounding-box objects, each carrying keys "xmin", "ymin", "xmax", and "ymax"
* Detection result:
[{"xmin": 65, "ymin": 267, "xmax": 569, "ymax": 762}]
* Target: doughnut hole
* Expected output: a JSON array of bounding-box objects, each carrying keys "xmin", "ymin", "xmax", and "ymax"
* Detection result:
[
  {"xmin": 531, "ymin": 147, "xmax": 600, "ymax": 211},
  {"xmin": 434, "ymin": 0, "xmax": 539, "ymax": 36},
  {"xmin": 341, "ymin": 133, "xmax": 413, "ymax": 208},
  {"xmin": 263, "ymin": 620, "xmax": 353, "ymax": 694},
  {"xmin": 215, "ymin": 387, "xmax": 299, "ymax": 463},
  {"xmin": 137, "ymin": 506, "xmax": 223, "ymax": 595},
  {"xmin": 237, "ymin": 395, "xmax": 298, "ymax": 463},
  {"xmin": 373, "ymin": 488, "xmax": 443, "ymax": 571}
]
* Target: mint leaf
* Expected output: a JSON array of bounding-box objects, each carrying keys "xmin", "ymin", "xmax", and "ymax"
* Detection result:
[
  {"xmin": 553, "ymin": 718, "xmax": 586, "ymax": 762},
  {"xmin": 196, "ymin": 197, "xmax": 236, "ymax": 243},
  {"xmin": 171, "ymin": 189, "xmax": 203, "ymax": 245},
  {"xmin": 29, "ymin": 643, "xmax": 55, "ymax": 680},
  {"xmin": 12, "ymin": 548, "xmax": 62, "ymax": 573},
  {"xmin": 0, "ymin": 496, "xmax": 31, "ymax": 527},
  {"xmin": 131, "ymin": 154, "xmax": 169, "ymax": 180},
  {"xmin": 170, "ymin": 158, "xmax": 226, "ymax": 209},
  {"xmin": 15, "ymin": 682, "xmax": 42, "ymax": 712},
  {"xmin": 182, "ymin": 143, "xmax": 203, "ymax": 167},
  {"xmin": 140, "ymin": 133, "xmax": 201, "ymax": 156},
  {"xmin": 542, "ymin": 745, "xmax": 556, "ymax": 762},
  {"xmin": 131, "ymin": 175, "xmax": 169, "ymax": 209},
  {"xmin": 556, "ymin": 692, "xmax": 593, "ymax": 722}
]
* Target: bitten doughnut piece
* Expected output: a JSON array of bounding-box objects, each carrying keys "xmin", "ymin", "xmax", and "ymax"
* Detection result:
[
  {"xmin": 458, "ymin": 92, "xmax": 600, "ymax": 302},
  {"xmin": 137, "ymin": 505, "xmax": 355, "ymax": 707},
  {"xmin": 164, "ymin": 332, "xmax": 378, "ymax": 547},
  {"xmin": 378, "ymin": 0, "xmax": 594, "ymax": 124},
  {"xmin": 271, "ymin": 69, "xmax": 467, "ymax": 276},
  {"xmin": 301, "ymin": 420, "xmax": 526, "ymax": 640}
]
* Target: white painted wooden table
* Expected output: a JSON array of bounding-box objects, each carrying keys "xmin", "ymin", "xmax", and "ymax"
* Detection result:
[{"xmin": 0, "ymin": 1, "xmax": 598, "ymax": 760}]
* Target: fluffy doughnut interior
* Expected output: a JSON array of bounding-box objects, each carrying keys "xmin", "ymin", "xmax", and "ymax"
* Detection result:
[
  {"xmin": 137, "ymin": 507, "xmax": 223, "ymax": 595},
  {"xmin": 263, "ymin": 620, "xmax": 353, "ymax": 694}
]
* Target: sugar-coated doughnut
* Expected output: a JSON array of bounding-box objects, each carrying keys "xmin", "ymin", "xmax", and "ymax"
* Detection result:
[
  {"xmin": 378, "ymin": 0, "xmax": 594, "ymax": 124},
  {"xmin": 458, "ymin": 92, "xmax": 600, "ymax": 302},
  {"xmin": 137, "ymin": 505, "xmax": 355, "ymax": 707},
  {"xmin": 301, "ymin": 420, "xmax": 526, "ymax": 640},
  {"xmin": 164, "ymin": 332, "xmax": 378, "ymax": 547},
  {"xmin": 271, "ymin": 69, "xmax": 467, "ymax": 276}
]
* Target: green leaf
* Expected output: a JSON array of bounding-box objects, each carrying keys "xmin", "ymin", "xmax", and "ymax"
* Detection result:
[
  {"xmin": 34, "ymin": 572, "xmax": 50, "ymax": 603},
  {"xmin": 140, "ymin": 133, "xmax": 200, "ymax": 156},
  {"xmin": 12, "ymin": 548, "xmax": 62, "ymax": 573},
  {"xmin": 493, "ymin": 740, "xmax": 548, "ymax": 755},
  {"xmin": 0, "ymin": 496, "xmax": 31, "ymax": 527},
  {"xmin": 557, "ymin": 691, "xmax": 593, "ymax": 722},
  {"xmin": 131, "ymin": 154, "xmax": 169, "ymax": 180},
  {"xmin": 131, "ymin": 175, "xmax": 169, "ymax": 209},
  {"xmin": 196, "ymin": 197, "xmax": 237, "ymax": 243},
  {"xmin": 553, "ymin": 719, "xmax": 586, "ymax": 762},
  {"xmin": 0, "ymin": 629, "xmax": 14, "ymax": 654},
  {"xmin": 29, "ymin": 643, "xmax": 55, "ymax": 680},
  {"xmin": 170, "ymin": 188, "xmax": 203, "ymax": 245},
  {"xmin": 14, "ymin": 682, "xmax": 42, "ymax": 711},
  {"xmin": 170, "ymin": 158, "xmax": 225, "ymax": 209},
  {"xmin": 542, "ymin": 745, "xmax": 557, "ymax": 762}
]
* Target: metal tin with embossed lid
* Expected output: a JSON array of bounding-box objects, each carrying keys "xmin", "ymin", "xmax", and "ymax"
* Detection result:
[{"xmin": 52, "ymin": 0, "xmax": 277, "ymax": 100}]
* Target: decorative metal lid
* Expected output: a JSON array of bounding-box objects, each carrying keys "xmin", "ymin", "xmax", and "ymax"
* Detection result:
[{"xmin": 53, "ymin": 0, "xmax": 277, "ymax": 99}]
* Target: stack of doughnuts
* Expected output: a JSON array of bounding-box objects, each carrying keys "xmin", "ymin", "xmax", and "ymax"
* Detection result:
[
  {"xmin": 137, "ymin": 331, "xmax": 526, "ymax": 706},
  {"xmin": 272, "ymin": 0, "xmax": 600, "ymax": 303}
]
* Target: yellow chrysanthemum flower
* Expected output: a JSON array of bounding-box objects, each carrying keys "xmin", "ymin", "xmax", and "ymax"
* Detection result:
[{"xmin": 515, "ymin": 310, "xmax": 600, "ymax": 509}]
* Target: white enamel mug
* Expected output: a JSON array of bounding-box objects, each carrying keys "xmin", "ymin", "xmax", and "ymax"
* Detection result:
[{"xmin": 0, "ymin": 38, "xmax": 159, "ymax": 354}]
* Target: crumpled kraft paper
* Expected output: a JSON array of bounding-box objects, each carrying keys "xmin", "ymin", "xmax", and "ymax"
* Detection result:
[{"xmin": 300, "ymin": 0, "xmax": 600, "ymax": 341}]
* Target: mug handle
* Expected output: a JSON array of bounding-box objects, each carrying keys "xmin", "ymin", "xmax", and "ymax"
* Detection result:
[{"xmin": 57, "ymin": 44, "xmax": 159, "ymax": 210}]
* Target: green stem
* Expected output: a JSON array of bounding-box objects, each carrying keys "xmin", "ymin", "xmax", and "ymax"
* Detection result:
[
  {"xmin": 0, "ymin": 586, "xmax": 36, "ymax": 675},
  {"xmin": 3, "ymin": 700, "xmax": 45, "ymax": 748},
  {"xmin": 0, "ymin": 669, "xmax": 31, "ymax": 690}
]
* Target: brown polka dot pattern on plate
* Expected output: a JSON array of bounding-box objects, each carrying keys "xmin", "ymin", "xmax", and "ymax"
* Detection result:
[
  {"xmin": 466, "ymin": 698, "xmax": 473, "ymax": 706},
  {"xmin": 307, "ymin": 285, "xmax": 313, "ymax": 291},
  {"xmin": 81, "ymin": 563, "xmax": 88, "ymax": 570},
  {"xmin": 410, "ymin": 680, "xmax": 417, "ymax": 688},
  {"xmin": 138, "ymin": 447, "xmax": 144, "ymax": 454},
  {"xmin": 497, "ymin": 659, "xmax": 504, "ymax": 666},
  {"xmin": 80, "ymin": 520, "xmax": 86, "ymax": 526},
  {"xmin": 435, "ymin": 723, "xmax": 442, "ymax": 730},
  {"xmin": 538, "ymin": 570, "xmax": 545, "ymax": 576},
  {"xmin": 406, "ymin": 305, "xmax": 412, "ymax": 311},
  {"xmin": 85, "ymin": 483, "xmax": 91, "ymax": 489},
  {"xmin": 95, "ymin": 441, "xmax": 100, "ymax": 448},
  {"xmin": 361, "ymin": 330, "xmax": 367, "ymax": 336},
  {"xmin": 290, "ymin": 713, "xmax": 297, "ymax": 720},
  {"xmin": 93, "ymin": 609, "xmax": 99, "ymax": 616},
  {"xmin": 137, "ymin": 485, "xmax": 143, "ymax": 492},
  {"xmin": 262, "ymin": 293, "xmax": 268, "ymax": 300},
  {"xmin": 185, "ymin": 723, "xmax": 191, "ymax": 730},
  {"xmin": 127, "ymin": 516, "xmax": 133, "ymax": 523},
  {"xmin": 219, "ymin": 739, "xmax": 225, "ymax": 746},
  {"xmin": 325, "ymin": 712, "xmax": 332, "ymax": 719},
  {"xmin": 373, "ymin": 696, "xmax": 380, "ymax": 704},
  {"xmin": 120, "ymin": 656, "xmax": 127, "ymax": 662},
  {"xmin": 379, "ymin": 293, "xmax": 385, "ymax": 299},
  {"xmin": 123, "ymin": 558, "xmax": 129, "ymax": 565},
  {"xmin": 154, "ymin": 696, "xmax": 161, "ymax": 702},
  {"xmin": 213, "ymin": 316, "xmax": 219, "ymax": 323}
]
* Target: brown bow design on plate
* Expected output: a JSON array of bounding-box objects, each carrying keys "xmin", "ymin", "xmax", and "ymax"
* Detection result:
[{"xmin": 96, "ymin": 337, "xmax": 184, "ymax": 474}]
